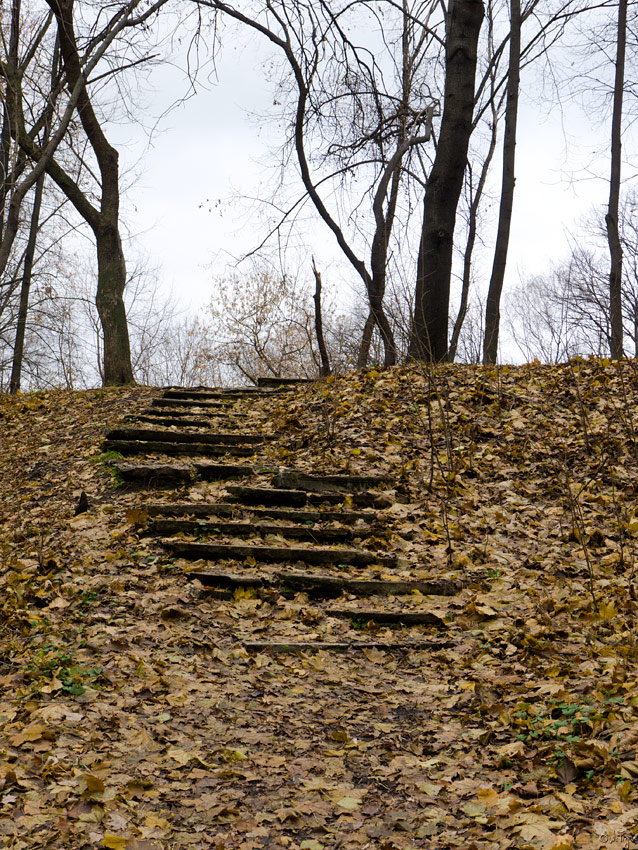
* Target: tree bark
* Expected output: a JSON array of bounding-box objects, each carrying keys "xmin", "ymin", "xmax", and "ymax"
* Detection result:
[
  {"xmin": 409, "ymin": 0, "xmax": 484, "ymax": 362},
  {"xmin": 483, "ymin": 0, "xmax": 520, "ymax": 364},
  {"xmin": 311, "ymin": 257, "xmax": 331, "ymax": 377},
  {"xmin": 46, "ymin": 0, "xmax": 134, "ymax": 384},
  {"xmin": 95, "ymin": 220, "xmax": 133, "ymax": 384},
  {"xmin": 448, "ymin": 98, "xmax": 498, "ymax": 362},
  {"xmin": 607, "ymin": 0, "xmax": 627, "ymax": 361},
  {"xmin": 0, "ymin": 0, "xmax": 22, "ymax": 246},
  {"xmin": 9, "ymin": 167, "xmax": 45, "ymax": 393},
  {"xmin": 357, "ymin": 310, "xmax": 375, "ymax": 368}
]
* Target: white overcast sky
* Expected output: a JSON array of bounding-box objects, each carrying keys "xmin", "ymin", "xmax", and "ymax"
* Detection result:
[{"xmin": 104, "ymin": 13, "xmax": 631, "ymax": 337}]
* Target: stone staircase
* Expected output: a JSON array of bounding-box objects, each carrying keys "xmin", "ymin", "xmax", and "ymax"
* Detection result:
[{"xmin": 104, "ymin": 382, "xmax": 462, "ymax": 652}]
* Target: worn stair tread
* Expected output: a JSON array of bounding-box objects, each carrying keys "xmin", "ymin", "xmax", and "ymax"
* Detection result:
[
  {"xmin": 163, "ymin": 388, "xmax": 283, "ymax": 400},
  {"xmin": 151, "ymin": 398, "xmax": 238, "ymax": 416},
  {"xmin": 115, "ymin": 462, "xmax": 193, "ymax": 482},
  {"xmin": 115, "ymin": 462, "xmax": 254, "ymax": 482},
  {"xmin": 275, "ymin": 572, "xmax": 461, "ymax": 596},
  {"xmin": 104, "ymin": 440, "xmax": 257, "ymax": 457},
  {"xmin": 107, "ymin": 428, "xmax": 270, "ymax": 445},
  {"xmin": 272, "ymin": 469, "xmax": 393, "ymax": 491},
  {"xmin": 193, "ymin": 463, "xmax": 255, "ymax": 480},
  {"xmin": 149, "ymin": 518, "xmax": 373, "ymax": 542},
  {"xmin": 225, "ymin": 485, "xmax": 391, "ymax": 508},
  {"xmin": 132, "ymin": 415, "xmax": 215, "ymax": 428},
  {"xmin": 190, "ymin": 571, "xmax": 266, "ymax": 588},
  {"xmin": 256, "ymin": 377, "xmax": 314, "ymax": 387},
  {"xmin": 143, "ymin": 503, "xmax": 377, "ymax": 523},
  {"xmin": 163, "ymin": 539, "xmax": 397, "ymax": 567},
  {"xmin": 141, "ymin": 407, "xmax": 230, "ymax": 419},
  {"xmin": 327, "ymin": 608, "xmax": 446, "ymax": 626},
  {"xmin": 242, "ymin": 639, "xmax": 453, "ymax": 652},
  {"xmin": 188, "ymin": 570, "xmax": 461, "ymax": 598}
]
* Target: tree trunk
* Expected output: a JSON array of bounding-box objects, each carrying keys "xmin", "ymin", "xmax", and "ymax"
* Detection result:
[
  {"xmin": 46, "ymin": 0, "xmax": 134, "ymax": 384},
  {"xmin": 96, "ymin": 221, "xmax": 133, "ymax": 385},
  {"xmin": 0, "ymin": 0, "xmax": 22, "ymax": 245},
  {"xmin": 9, "ymin": 170, "xmax": 46, "ymax": 393},
  {"xmin": 448, "ymin": 95, "xmax": 498, "ymax": 362},
  {"xmin": 607, "ymin": 0, "xmax": 627, "ymax": 361},
  {"xmin": 311, "ymin": 257, "xmax": 331, "ymax": 377},
  {"xmin": 483, "ymin": 0, "xmax": 521, "ymax": 364},
  {"xmin": 357, "ymin": 310, "xmax": 375, "ymax": 368},
  {"xmin": 409, "ymin": 0, "xmax": 484, "ymax": 362}
]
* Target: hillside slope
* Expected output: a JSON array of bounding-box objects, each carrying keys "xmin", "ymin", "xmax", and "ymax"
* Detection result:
[{"xmin": 1, "ymin": 362, "xmax": 638, "ymax": 849}]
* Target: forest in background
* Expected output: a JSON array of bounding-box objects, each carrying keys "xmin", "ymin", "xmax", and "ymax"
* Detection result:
[{"xmin": 0, "ymin": 0, "xmax": 636, "ymax": 390}]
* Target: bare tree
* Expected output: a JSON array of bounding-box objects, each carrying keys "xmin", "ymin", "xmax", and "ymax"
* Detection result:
[
  {"xmin": 506, "ymin": 194, "xmax": 638, "ymax": 363},
  {"xmin": 482, "ymin": 0, "xmax": 520, "ymax": 364},
  {"xmin": 10, "ymin": 0, "xmax": 169, "ymax": 385},
  {"xmin": 408, "ymin": 0, "xmax": 484, "ymax": 362},
  {"xmin": 607, "ymin": 0, "xmax": 627, "ymax": 359},
  {"xmin": 197, "ymin": 0, "xmax": 439, "ymax": 368}
]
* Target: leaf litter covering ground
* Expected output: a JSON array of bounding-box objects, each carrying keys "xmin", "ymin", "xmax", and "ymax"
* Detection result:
[{"xmin": 2, "ymin": 364, "xmax": 638, "ymax": 849}]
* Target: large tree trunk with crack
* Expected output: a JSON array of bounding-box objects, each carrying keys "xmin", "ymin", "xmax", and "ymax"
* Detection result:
[{"xmin": 409, "ymin": 0, "xmax": 484, "ymax": 362}]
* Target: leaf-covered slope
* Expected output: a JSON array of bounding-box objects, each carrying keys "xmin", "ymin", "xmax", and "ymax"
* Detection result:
[{"xmin": 1, "ymin": 363, "xmax": 638, "ymax": 849}]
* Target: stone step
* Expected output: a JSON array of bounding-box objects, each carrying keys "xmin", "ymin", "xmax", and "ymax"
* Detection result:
[
  {"xmin": 272, "ymin": 469, "xmax": 392, "ymax": 492},
  {"xmin": 150, "ymin": 518, "xmax": 372, "ymax": 543},
  {"xmin": 188, "ymin": 570, "xmax": 461, "ymax": 598},
  {"xmin": 143, "ymin": 503, "xmax": 377, "ymax": 524},
  {"xmin": 106, "ymin": 428, "xmax": 270, "ymax": 445},
  {"xmin": 163, "ymin": 539, "xmax": 397, "ymax": 568},
  {"xmin": 104, "ymin": 440, "xmax": 257, "ymax": 457},
  {"xmin": 256, "ymin": 377, "xmax": 314, "ymax": 387},
  {"xmin": 163, "ymin": 388, "xmax": 284, "ymax": 401},
  {"xmin": 133, "ymin": 415, "xmax": 215, "ymax": 428},
  {"xmin": 115, "ymin": 462, "xmax": 254, "ymax": 484},
  {"xmin": 327, "ymin": 609, "xmax": 446, "ymax": 626},
  {"xmin": 151, "ymin": 398, "xmax": 231, "ymax": 410},
  {"xmin": 115, "ymin": 463, "xmax": 193, "ymax": 483},
  {"xmin": 196, "ymin": 463, "xmax": 256, "ymax": 481},
  {"xmin": 225, "ymin": 486, "xmax": 391, "ymax": 509},
  {"xmin": 242, "ymin": 640, "xmax": 452, "ymax": 652},
  {"xmin": 141, "ymin": 407, "xmax": 230, "ymax": 419}
]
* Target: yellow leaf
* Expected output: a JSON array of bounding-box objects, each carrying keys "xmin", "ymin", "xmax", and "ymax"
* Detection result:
[
  {"xmin": 554, "ymin": 791, "xmax": 584, "ymax": 813},
  {"xmin": 461, "ymin": 801, "xmax": 486, "ymax": 817},
  {"xmin": 300, "ymin": 842, "xmax": 324, "ymax": 850},
  {"xmin": 218, "ymin": 746, "xmax": 247, "ymax": 762},
  {"xmin": 598, "ymin": 601, "xmax": 618, "ymax": 620},
  {"xmin": 245, "ymin": 556, "xmax": 257, "ymax": 568},
  {"xmin": 477, "ymin": 788, "xmax": 500, "ymax": 809},
  {"xmin": 416, "ymin": 782, "xmax": 442, "ymax": 796},
  {"xmin": 618, "ymin": 779, "xmax": 632, "ymax": 799},
  {"xmin": 335, "ymin": 796, "xmax": 360, "ymax": 810},
  {"xmin": 8, "ymin": 724, "xmax": 48, "ymax": 746},
  {"xmin": 166, "ymin": 747, "xmax": 193, "ymax": 765},
  {"xmin": 103, "ymin": 836, "xmax": 128, "ymax": 849},
  {"xmin": 125, "ymin": 508, "xmax": 148, "ymax": 526},
  {"xmin": 549, "ymin": 837, "xmax": 574, "ymax": 850},
  {"xmin": 144, "ymin": 814, "xmax": 171, "ymax": 830},
  {"xmin": 83, "ymin": 773, "xmax": 105, "ymax": 794}
]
